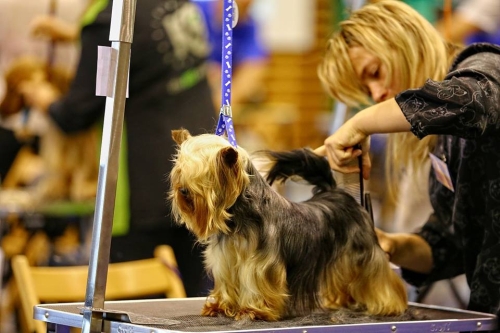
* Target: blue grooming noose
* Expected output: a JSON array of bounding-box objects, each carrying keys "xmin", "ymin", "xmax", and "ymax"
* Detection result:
[{"xmin": 215, "ymin": 0, "xmax": 238, "ymax": 148}]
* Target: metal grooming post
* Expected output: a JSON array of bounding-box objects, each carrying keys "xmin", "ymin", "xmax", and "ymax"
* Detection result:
[{"xmin": 81, "ymin": 1, "xmax": 136, "ymax": 332}]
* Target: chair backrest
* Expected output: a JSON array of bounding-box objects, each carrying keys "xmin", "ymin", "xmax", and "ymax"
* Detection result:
[{"xmin": 12, "ymin": 245, "xmax": 186, "ymax": 333}]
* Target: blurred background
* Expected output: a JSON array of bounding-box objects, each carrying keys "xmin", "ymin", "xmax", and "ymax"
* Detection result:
[{"xmin": 1, "ymin": 0, "xmax": 498, "ymax": 332}]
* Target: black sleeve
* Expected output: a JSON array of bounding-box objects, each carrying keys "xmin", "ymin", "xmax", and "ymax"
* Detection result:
[
  {"xmin": 395, "ymin": 52, "xmax": 500, "ymax": 140},
  {"xmin": 0, "ymin": 127, "xmax": 22, "ymax": 181},
  {"xmin": 48, "ymin": 8, "xmax": 112, "ymax": 134}
]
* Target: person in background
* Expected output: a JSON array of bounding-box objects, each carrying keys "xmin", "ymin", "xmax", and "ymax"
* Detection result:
[
  {"xmin": 21, "ymin": 0, "xmax": 216, "ymax": 296},
  {"xmin": 436, "ymin": 0, "xmax": 500, "ymax": 45},
  {"xmin": 194, "ymin": 0, "xmax": 269, "ymax": 113},
  {"xmin": 316, "ymin": 0, "xmax": 500, "ymax": 317},
  {"xmin": 0, "ymin": 127, "xmax": 23, "ymax": 184}
]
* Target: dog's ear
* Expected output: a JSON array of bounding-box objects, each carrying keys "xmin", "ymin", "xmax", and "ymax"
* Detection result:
[
  {"xmin": 214, "ymin": 146, "xmax": 249, "ymax": 213},
  {"xmin": 219, "ymin": 146, "xmax": 238, "ymax": 168},
  {"xmin": 171, "ymin": 128, "xmax": 191, "ymax": 145}
]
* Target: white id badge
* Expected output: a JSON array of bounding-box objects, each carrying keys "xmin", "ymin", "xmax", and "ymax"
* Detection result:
[{"xmin": 429, "ymin": 153, "xmax": 455, "ymax": 192}]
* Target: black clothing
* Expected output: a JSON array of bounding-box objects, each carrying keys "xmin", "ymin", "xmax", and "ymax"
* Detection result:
[
  {"xmin": 48, "ymin": 0, "xmax": 215, "ymax": 296},
  {"xmin": 0, "ymin": 127, "xmax": 22, "ymax": 182},
  {"xmin": 396, "ymin": 43, "xmax": 500, "ymax": 314}
]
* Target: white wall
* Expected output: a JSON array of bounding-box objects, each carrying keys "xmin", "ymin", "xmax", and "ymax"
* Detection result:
[{"xmin": 252, "ymin": 0, "xmax": 316, "ymax": 53}]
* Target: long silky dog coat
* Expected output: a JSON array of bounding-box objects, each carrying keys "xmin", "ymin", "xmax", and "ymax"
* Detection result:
[{"xmin": 169, "ymin": 129, "xmax": 407, "ymax": 321}]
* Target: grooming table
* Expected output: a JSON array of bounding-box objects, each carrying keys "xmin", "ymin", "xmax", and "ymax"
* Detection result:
[{"xmin": 34, "ymin": 297, "xmax": 497, "ymax": 333}]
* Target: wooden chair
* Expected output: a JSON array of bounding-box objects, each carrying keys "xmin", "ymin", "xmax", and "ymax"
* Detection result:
[{"xmin": 11, "ymin": 245, "xmax": 186, "ymax": 333}]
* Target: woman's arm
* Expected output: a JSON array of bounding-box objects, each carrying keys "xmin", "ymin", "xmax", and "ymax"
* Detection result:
[
  {"xmin": 398, "ymin": 49, "xmax": 500, "ymax": 139},
  {"xmin": 315, "ymin": 98, "xmax": 410, "ymax": 177},
  {"xmin": 347, "ymin": 98, "xmax": 411, "ymax": 135}
]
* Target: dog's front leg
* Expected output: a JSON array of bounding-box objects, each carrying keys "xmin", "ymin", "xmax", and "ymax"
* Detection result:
[
  {"xmin": 233, "ymin": 261, "xmax": 288, "ymax": 321},
  {"xmin": 201, "ymin": 235, "xmax": 288, "ymax": 321},
  {"xmin": 201, "ymin": 274, "xmax": 287, "ymax": 321},
  {"xmin": 201, "ymin": 293, "xmax": 226, "ymax": 317},
  {"xmin": 203, "ymin": 290, "xmax": 284, "ymax": 321}
]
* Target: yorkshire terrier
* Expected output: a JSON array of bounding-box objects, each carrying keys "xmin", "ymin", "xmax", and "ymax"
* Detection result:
[{"xmin": 169, "ymin": 128, "xmax": 408, "ymax": 321}]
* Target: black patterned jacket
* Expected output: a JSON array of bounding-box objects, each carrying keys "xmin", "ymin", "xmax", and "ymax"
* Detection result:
[{"xmin": 395, "ymin": 43, "xmax": 500, "ymax": 315}]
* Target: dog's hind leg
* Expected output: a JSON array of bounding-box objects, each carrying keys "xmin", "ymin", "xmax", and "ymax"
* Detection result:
[
  {"xmin": 347, "ymin": 249, "xmax": 408, "ymax": 316},
  {"xmin": 322, "ymin": 251, "xmax": 407, "ymax": 316},
  {"xmin": 322, "ymin": 261, "xmax": 358, "ymax": 311}
]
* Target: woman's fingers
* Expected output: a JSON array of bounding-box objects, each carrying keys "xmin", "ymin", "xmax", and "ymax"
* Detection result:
[
  {"xmin": 360, "ymin": 137, "xmax": 372, "ymax": 180},
  {"xmin": 315, "ymin": 142, "xmax": 365, "ymax": 172},
  {"xmin": 314, "ymin": 145, "xmax": 326, "ymax": 156},
  {"xmin": 322, "ymin": 146, "xmax": 361, "ymax": 173},
  {"xmin": 361, "ymin": 153, "xmax": 371, "ymax": 180},
  {"xmin": 375, "ymin": 228, "xmax": 394, "ymax": 260}
]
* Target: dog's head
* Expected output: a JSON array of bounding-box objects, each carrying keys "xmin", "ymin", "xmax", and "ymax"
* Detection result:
[{"xmin": 169, "ymin": 128, "xmax": 251, "ymax": 241}]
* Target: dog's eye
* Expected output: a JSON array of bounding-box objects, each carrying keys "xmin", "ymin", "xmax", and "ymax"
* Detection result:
[{"xmin": 179, "ymin": 188, "xmax": 190, "ymax": 197}]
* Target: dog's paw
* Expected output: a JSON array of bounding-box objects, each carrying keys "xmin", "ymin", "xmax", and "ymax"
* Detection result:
[
  {"xmin": 234, "ymin": 309, "xmax": 256, "ymax": 321},
  {"xmin": 235, "ymin": 309, "xmax": 279, "ymax": 321},
  {"xmin": 201, "ymin": 302, "xmax": 225, "ymax": 317}
]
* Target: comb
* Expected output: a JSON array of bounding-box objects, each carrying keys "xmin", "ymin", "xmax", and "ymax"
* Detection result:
[{"xmin": 334, "ymin": 144, "xmax": 374, "ymax": 225}]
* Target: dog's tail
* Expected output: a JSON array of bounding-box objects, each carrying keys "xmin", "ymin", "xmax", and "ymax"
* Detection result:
[{"xmin": 258, "ymin": 148, "xmax": 335, "ymax": 193}]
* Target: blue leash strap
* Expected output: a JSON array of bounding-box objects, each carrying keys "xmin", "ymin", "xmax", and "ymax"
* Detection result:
[
  {"xmin": 220, "ymin": 0, "xmax": 235, "ymax": 107},
  {"xmin": 215, "ymin": 0, "xmax": 238, "ymax": 148}
]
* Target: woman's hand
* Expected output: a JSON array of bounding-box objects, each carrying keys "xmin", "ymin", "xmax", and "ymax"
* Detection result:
[
  {"xmin": 314, "ymin": 117, "xmax": 371, "ymax": 179},
  {"xmin": 315, "ymin": 98, "xmax": 411, "ymax": 179},
  {"xmin": 375, "ymin": 228, "xmax": 396, "ymax": 259},
  {"xmin": 374, "ymin": 228, "xmax": 433, "ymax": 274}
]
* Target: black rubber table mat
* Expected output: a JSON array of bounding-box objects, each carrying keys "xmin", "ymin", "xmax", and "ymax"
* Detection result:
[{"xmin": 36, "ymin": 298, "xmax": 497, "ymax": 332}]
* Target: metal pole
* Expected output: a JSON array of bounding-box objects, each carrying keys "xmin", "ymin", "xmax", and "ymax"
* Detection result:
[{"xmin": 81, "ymin": 1, "xmax": 136, "ymax": 332}]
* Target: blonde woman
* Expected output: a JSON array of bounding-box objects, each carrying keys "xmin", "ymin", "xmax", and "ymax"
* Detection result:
[{"xmin": 316, "ymin": 0, "xmax": 500, "ymax": 315}]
